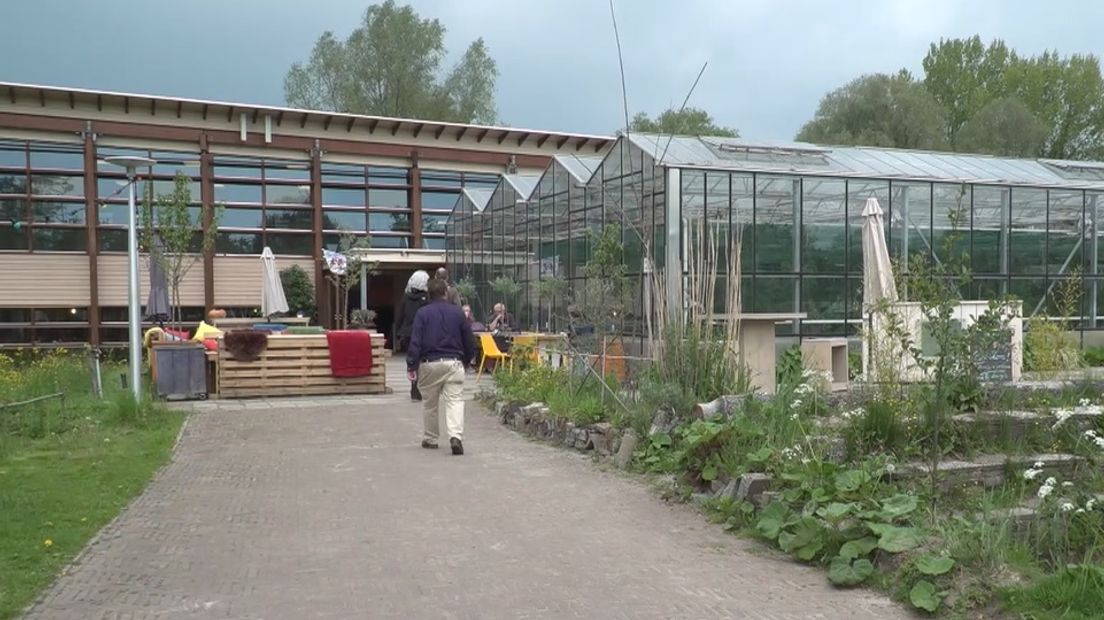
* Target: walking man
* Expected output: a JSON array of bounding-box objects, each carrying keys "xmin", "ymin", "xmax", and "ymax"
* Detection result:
[
  {"xmin": 407, "ymin": 278, "xmax": 476, "ymax": 455},
  {"xmin": 435, "ymin": 267, "xmax": 462, "ymax": 307}
]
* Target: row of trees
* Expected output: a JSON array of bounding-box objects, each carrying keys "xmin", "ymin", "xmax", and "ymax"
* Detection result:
[
  {"xmin": 798, "ymin": 36, "xmax": 1104, "ymax": 160},
  {"xmin": 286, "ymin": 4, "xmax": 1104, "ymax": 162}
]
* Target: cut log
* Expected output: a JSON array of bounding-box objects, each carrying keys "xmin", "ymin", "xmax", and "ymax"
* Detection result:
[{"xmin": 693, "ymin": 394, "xmax": 746, "ymax": 419}]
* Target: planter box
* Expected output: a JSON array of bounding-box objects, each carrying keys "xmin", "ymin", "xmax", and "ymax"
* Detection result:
[{"xmin": 151, "ymin": 341, "xmax": 208, "ymax": 400}]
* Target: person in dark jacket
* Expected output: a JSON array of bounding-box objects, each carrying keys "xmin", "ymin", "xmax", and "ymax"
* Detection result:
[
  {"xmin": 395, "ymin": 270, "xmax": 430, "ymax": 400},
  {"xmin": 407, "ymin": 278, "xmax": 476, "ymax": 455}
]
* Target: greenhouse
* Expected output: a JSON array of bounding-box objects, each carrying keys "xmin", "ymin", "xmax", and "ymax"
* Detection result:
[{"xmin": 446, "ymin": 133, "xmax": 1104, "ymax": 344}]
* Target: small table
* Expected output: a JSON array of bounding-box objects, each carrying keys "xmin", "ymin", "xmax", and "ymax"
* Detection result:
[{"xmin": 711, "ymin": 313, "xmax": 806, "ymax": 394}]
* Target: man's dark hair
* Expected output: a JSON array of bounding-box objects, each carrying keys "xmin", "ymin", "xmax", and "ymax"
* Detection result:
[
  {"xmin": 435, "ymin": 267, "xmax": 448, "ymax": 280},
  {"xmin": 427, "ymin": 278, "xmax": 448, "ymax": 299}
]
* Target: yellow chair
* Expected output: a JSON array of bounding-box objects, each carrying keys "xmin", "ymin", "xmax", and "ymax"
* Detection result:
[{"xmin": 477, "ymin": 333, "xmax": 510, "ymax": 380}]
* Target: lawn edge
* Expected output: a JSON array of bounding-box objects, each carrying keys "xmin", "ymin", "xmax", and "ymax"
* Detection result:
[{"xmin": 15, "ymin": 412, "xmax": 191, "ymax": 619}]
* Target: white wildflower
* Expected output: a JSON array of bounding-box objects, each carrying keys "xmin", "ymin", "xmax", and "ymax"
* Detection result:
[
  {"xmin": 885, "ymin": 463, "xmax": 896, "ymax": 474},
  {"xmin": 1023, "ymin": 468, "xmax": 1042, "ymax": 481},
  {"xmin": 1062, "ymin": 481, "xmax": 1075, "ymax": 488},
  {"xmin": 1045, "ymin": 477, "xmax": 1057, "ymax": 486},
  {"xmin": 800, "ymin": 457, "xmax": 812, "ymax": 465},
  {"xmin": 1034, "ymin": 461, "xmax": 1045, "ymax": 469},
  {"xmin": 1053, "ymin": 408, "xmax": 1075, "ymax": 429},
  {"xmin": 1079, "ymin": 398, "xmax": 1092, "ymax": 407},
  {"xmin": 1087, "ymin": 499, "xmax": 1097, "ymax": 511},
  {"xmin": 1037, "ymin": 477, "xmax": 1057, "ymax": 499},
  {"xmin": 790, "ymin": 412, "xmax": 799, "ymax": 421},
  {"xmin": 1060, "ymin": 502, "xmax": 1076, "ymax": 512},
  {"xmin": 1077, "ymin": 508, "xmax": 1087, "ymax": 514},
  {"xmin": 791, "ymin": 398, "xmax": 804, "ymax": 409}
]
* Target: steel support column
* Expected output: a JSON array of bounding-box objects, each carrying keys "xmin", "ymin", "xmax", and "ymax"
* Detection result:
[{"xmin": 82, "ymin": 123, "xmax": 100, "ymax": 345}]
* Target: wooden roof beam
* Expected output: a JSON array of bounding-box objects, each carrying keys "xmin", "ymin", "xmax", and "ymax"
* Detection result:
[
  {"xmin": 455, "ymin": 126, "xmax": 468, "ymax": 141},
  {"xmin": 536, "ymin": 134, "xmax": 550, "ymax": 148},
  {"xmin": 323, "ymin": 115, "xmax": 333, "ymax": 130},
  {"xmin": 434, "ymin": 125, "xmax": 446, "ymax": 139},
  {"xmin": 345, "ymin": 117, "xmax": 355, "ymax": 132},
  {"xmin": 202, "ymin": 103, "xmax": 208, "ymax": 120},
  {"xmin": 275, "ymin": 110, "xmax": 283, "ymax": 126},
  {"xmin": 368, "ymin": 118, "xmax": 379, "ymax": 133},
  {"xmin": 413, "ymin": 123, "xmax": 425, "ymax": 138},
  {"xmin": 476, "ymin": 128, "xmax": 489, "ymax": 143},
  {"xmin": 68, "ymin": 91, "xmax": 75, "ymax": 109}
]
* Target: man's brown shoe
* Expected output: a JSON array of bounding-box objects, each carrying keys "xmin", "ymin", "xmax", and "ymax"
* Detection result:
[{"xmin": 421, "ymin": 440, "xmax": 438, "ymax": 449}]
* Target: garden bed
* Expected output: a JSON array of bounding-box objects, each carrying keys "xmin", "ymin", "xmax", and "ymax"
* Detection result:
[{"xmin": 483, "ymin": 360, "xmax": 1104, "ymax": 617}]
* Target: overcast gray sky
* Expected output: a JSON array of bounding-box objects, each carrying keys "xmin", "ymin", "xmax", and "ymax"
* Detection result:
[{"xmin": 2, "ymin": 0, "xmax": 1103, "ymax": 141}]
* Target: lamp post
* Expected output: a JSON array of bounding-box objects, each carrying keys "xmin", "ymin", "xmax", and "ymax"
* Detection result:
[{"xmin": 103, "ymin": 156, "xmax": 156, "ymax": 401}]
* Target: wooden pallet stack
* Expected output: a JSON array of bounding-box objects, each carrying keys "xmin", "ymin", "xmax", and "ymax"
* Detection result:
[{"xmin": 216, "ymin": 333, "xmax": 388, "ymax": 398}]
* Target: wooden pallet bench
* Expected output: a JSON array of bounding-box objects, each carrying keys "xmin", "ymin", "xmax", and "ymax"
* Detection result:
[{"xmin": 216, "ymin": 333, "xmax": 388, "ymax": 398}]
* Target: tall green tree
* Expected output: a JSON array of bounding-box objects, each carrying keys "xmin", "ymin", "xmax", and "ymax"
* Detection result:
[
  {"xmin": 629, "ymin": 107, "xmax": 738, "ymax": 137},
  {"xmin": 922, "ymin": 36, "xmax": 1015, "ymax": 145},
  {"xmin": 284, "ymin": 1, "xmax": 499, "ymax": 124},
  {"xmin": 796, "ymin": 72, "xmax": 949, "ymax": 150},
  {"xmin": 1005, "ymin": 51, "xmax": 1104, "ymax": 160},
  {"xmin": 956, "ymin": 97, "xmax": 1048, "ymax": 157}
]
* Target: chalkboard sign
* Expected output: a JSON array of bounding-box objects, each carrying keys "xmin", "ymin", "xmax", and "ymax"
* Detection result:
[{"xmin": 975, "ymin": 337, "xmax": 1013, "ymax": 383}]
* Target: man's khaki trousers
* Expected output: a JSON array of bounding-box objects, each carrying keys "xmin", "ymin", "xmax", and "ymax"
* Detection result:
[{"xmin": 417, "ymin": 360, "xmax": 465, "ymax": 443}]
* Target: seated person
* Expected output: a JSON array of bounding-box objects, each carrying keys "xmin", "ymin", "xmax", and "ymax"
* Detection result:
[
  {"xmin": 487, "ymin": 303, "xmax": 514, "ymax": 333},
  {"xmin": 463, "ymin": 304, "xmax": 486, "ymax": 332}
]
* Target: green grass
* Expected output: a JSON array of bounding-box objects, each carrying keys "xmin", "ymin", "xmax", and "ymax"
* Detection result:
[
  {"xmin": 0, "ymin": 353, "xmax": 184, "ymax": 619},
  {"xmin": 1002, "ymin": 564, "xmax": 1104, "ymax": 619}
]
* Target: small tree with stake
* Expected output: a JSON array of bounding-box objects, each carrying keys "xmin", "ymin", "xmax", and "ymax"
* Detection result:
[
  {"xmin": 324, "ymin": 232, "xmax": 377, "ymax": 330},
  {"xmin": 138, "ymin": 173, "xmax": 221, "ymax": 331}
]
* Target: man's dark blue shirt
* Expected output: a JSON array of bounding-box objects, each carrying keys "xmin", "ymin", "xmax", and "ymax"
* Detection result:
[{"xmin": 406, "ymin": 299, "xmax": 477, "ymax": 371}]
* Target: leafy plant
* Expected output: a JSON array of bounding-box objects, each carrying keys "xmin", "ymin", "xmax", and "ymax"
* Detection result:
[
  {"xmin": 280, "ymin": 264, "xmax": 315, "ymax": 318},
  {"xmin": 489, "ymin": 275, "xmax": 521, "ymax": 312},
  {"xmin": 455, "ymin": 277, "xmax": 478, "ymax": 307},
  {"xmin": 909, "ymin": 579, "xmax": 943, "ymax": 613},
  {"xmin": 138, "ymin": 172, "xmax": 222, "ymax": 330}
]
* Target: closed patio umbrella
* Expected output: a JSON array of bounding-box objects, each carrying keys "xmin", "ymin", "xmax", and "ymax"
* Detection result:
[
  {"xmin": 261, "ymin": 246, "xmax": 289, "ymax": 319},
  {"xmin": 144, "ymin": 252, "xmax": 171, "ymax": 325},
  {"xmin": 861, "ymin": 197, "xmax": 897, "ymax": 309},
  {"xmin": 861, "ymin": 197, "xmax": 898, "ymax": 379}
]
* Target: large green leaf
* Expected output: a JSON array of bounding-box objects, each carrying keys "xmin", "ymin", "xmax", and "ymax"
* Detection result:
[
  {"xmin": 878, "ymin": 494, "xmax": 919, "ymax": 520},
  {"xmin": 817, "ymin": 502, "xmax": 857, "ymax": 521},
  {"xmin": 838, "ymin": 536, "xmax": 879, "ymax": 561},
  {"xmin": 868, "ymin": 523, "xmax": 924, "ymax": 553},
  {"xmin": 828, "ymin": 556, "xmax": 875, "ymax": 586},
  {"xmin": 778, "ymin": 517, "xmax": 820, "ymax": 551},
  {"xmin": 909, "ymin": 579, "xmax": 942, "ymax": 612},
  {"xmin": 748, "ymin": 446, "xmax": 774, "ymax": 464},
  {"xmin": 834, "ymin": 469, "xmax": 870, "ymax": 493},
  {"xmin": 755, "ymin": 502, "xmax": 791, "ymax": 541},
  {"xmin": 915, "ymin": 555, "xmax": 955, "ymax": 576},
  {"xmin": 701, "ymin": 462, "xmax": 718, "ymax": 482}
]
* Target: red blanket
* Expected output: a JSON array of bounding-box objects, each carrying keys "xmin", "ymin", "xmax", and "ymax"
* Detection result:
[{"xmin": 326, "ymin": 330, "xmax": 373, "ymax": 378}]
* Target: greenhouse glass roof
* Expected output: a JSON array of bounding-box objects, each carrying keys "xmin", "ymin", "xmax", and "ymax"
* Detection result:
[{"xmin": 626, "ymin": 133, "xmax": 1104, "ymax": 190}]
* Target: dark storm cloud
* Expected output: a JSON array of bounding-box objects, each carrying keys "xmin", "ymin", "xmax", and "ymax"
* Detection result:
[{"xmin": 3, "ymin": 0, "xmax": 1103, "ymax": 141}]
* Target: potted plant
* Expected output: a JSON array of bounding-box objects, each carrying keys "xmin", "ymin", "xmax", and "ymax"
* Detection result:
[{"xmin": 348, "ymin": 308, "xmax": 376, "ymax": 330}]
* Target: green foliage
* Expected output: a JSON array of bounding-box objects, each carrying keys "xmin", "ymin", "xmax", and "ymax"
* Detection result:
[
  {"xmin": 1084, "ymin": 346, "xmax": 1104, "ymax": 367},
  {"xmin": 753, "ymin": 457, "xmax": 923, "ymax": 588},
  {"xmin": 279, "ymin": 265, "xmax": 316, "ymax": 318},
  {"xmin": 1002, "ymin": 564, "xmax": 1104, "ymax": 619},
  {"xmin": 796, "ymin": 71, "xmax": 949, "ymax": 150},
  {"xmin": 629, "ymin": 107, "xmax": 738, "ymax": 137},
  {"xmin": 455, "ymin": 277, "xmax": 478, "ymax": 307},
  {"xmin": 0, "ymin": 352, "xmax": 184, "ymax": 618},
  {"xmin": 909, "ymin": 579, "xmax": 943, "ymax": 613},
  {"xmin": 284, "ymin": 1, "xmax": 498, "ymax": 124},
  {"xmin": 776, "ymin": 346, "xmax": 803, "ymax": 390},
  {"xmin": 808, "ymin": 34, "xmax": 1104, "ymax": 159},
  {"xmin": 843, "ymin": 399, "xmax": 910, "ymax": 460},
  {"xmin": 1025, "ymin": 270, "xmax": 1085, "ymax": 373},
  {"xmin": 915, "ymin": 555, "xmax": 956, "ymax": 576},
  {"xmin": 489, "ymin": 275, "xmax": 521, "ymax": 310}
]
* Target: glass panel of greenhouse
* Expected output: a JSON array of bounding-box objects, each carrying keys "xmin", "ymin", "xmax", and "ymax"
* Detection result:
[{"xmin": 447, "ymin": 133, "xmax": 1104, "ymax": 344}]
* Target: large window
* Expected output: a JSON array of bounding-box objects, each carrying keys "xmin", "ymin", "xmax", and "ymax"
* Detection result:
[
  {"xmin": 1, "ymin": 140, "xmax": 86, "ymax": 252},
  {"xmin": 212, "ymin": 156, "xmax": 313, "ymax": 255},
  {"xmin": 99, "ymin": 147, "xmax": 200, "ymax": 254}
]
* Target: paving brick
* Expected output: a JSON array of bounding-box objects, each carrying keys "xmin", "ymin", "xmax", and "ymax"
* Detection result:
[{"xmin": 22, "ymin": 363, "xmax": 906, "ymax": 619}]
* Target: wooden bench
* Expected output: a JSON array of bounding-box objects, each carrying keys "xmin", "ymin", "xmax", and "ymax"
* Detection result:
[{"xmin": 217, "ymin": 333, "xmax": 388, "ymax": 398}]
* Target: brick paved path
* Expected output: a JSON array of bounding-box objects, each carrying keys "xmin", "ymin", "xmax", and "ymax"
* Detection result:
[{"xmin": 24, "ymin": 384, "xmax": 908, "ymax": 619}]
